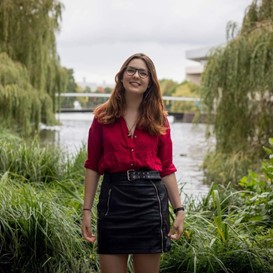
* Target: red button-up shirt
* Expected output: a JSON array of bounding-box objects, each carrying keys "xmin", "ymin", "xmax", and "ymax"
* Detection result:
[{"xmin": 84, "ymin": 117, "xmax": 177, "ymax": 177}]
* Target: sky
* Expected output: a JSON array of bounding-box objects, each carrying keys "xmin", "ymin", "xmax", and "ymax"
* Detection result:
[{"xmin": 56, "ymin": 0, "xmax": 254, "ymax": 87}]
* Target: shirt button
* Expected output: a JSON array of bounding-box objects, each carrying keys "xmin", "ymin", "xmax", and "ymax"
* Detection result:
[
  {"xmin": 131, "ymin": 163, "xmax": 134, "ymax": 166},
  {"xmin": 131, "ymin": 148, "xmax": 134, "ymax": 152},
  {"xmin": 134, "ymin": 135, "xmax": 137, "ymax": 138}
]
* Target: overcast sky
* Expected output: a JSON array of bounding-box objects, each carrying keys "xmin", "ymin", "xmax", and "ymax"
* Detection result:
[{"xmin": 56, "ymin": 0, "xmax": 253, "ymax": 86}]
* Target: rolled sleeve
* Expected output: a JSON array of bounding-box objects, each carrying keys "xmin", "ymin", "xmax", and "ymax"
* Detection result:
[
  {"xmin": 158, "ymin": 125, "xmax": 177, "ymax": 177},
  {"xmin": 84, "ymin": 118, "xmax": 103, "ymax": 172}
]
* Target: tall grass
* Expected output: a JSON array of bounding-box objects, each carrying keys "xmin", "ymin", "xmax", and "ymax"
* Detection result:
[
  {"xmin": 0, "ymin": 175, "xmax": 98, "ymax": 272},
  {"xmin": 0, "ymin": 137, "xmax": 65, "ymax": 183},
  {"xmin": 202, "ymin": 150, "xmax": 254, "ymax": 185},
  {"xmin": 161, "ymin": 182, "xmax": 273, "ymax": 273},
  {"xmin": 1, "ymin": 131, "xmax": 273, "ymax": 272},
  {"xmin": 0, "ymin": 132, "xmax": 99, "ymax": 272}
]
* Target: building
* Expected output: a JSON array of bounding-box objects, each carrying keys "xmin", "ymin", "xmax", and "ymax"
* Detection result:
[{"xmin": 185, "ymin": 46, "xmax": 215, "ymax": 85}]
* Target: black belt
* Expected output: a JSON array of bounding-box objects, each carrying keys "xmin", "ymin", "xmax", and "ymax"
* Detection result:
[{"xmin": 106, "ymin": 170, "xmax": 161, "ymax": 181}]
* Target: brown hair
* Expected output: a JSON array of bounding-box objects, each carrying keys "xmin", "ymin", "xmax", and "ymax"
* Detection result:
[{"xmin": 94, "ymin": 53, "xmax": 167, "ymax": 135}]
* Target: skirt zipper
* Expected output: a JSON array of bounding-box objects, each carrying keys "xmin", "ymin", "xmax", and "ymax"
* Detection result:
[
  {"xmin": 105, "ymin": 188, "xmax": 112, "ymax": 216},
  {"xmin": 151, "ymin": 181, "xmax": 164, "ymax": 252}
]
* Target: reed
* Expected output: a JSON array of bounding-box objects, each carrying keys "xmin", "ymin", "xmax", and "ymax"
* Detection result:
[
  {"xmin": 161, "ymin": 181, "xmax": 273, "ymax": 273},
  {"xmin": 0, "ymin": 138, "xmax": 60, "ymax": 183},
  {"xmin": 202, "ymin": 150, "xmax": 256, "ymax": 185},
  {"xmin": 0, "ymin": 133, "xmax": 100, "ymax": 272},
  {"xmin": 0, "ymin": 175, "xmax": 99, "ymax": 273}
]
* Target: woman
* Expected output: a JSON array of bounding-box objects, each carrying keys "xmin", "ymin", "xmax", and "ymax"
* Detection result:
[{"xmin": 82, "ymin": 53, "xmax": 185, "ymax": 273}]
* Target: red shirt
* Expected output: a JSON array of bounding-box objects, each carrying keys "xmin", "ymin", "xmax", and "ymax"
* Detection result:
[{"xmin": 84, "ymin": 117, "xmax": 177, "ymax": 177}]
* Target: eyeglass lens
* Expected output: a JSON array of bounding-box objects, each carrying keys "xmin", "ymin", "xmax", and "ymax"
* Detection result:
[{"xmin": 125, "ymin": 67, "xmax": 149, "ymax": 78}]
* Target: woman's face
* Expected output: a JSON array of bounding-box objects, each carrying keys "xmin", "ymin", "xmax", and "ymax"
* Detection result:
[{"xmin": 122, "ymin": 58, "xmax": 150, "ymax": 96}]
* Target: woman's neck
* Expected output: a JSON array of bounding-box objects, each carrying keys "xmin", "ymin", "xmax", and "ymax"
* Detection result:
[
  {"xmin": 123, "ymin": 97, "xmax": 140, "ymax": 138},
  {"xmin": 124, "ymin": 93, "xmax": 142, "ymax": 113}
]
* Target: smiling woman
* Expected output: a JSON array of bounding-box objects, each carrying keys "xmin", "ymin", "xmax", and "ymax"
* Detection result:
[
  {"xmin": 122, "ymin": 59, "xmax": 150, "ymax": 103},
  {"xmin": 82, "ymin": 53, "xmax": 185, "ymax": 273}
]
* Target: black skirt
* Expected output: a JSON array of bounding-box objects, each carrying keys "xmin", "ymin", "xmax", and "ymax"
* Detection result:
[{"xmin": 97, "ymin": 172, "xmax": 171, "ymax": 254}]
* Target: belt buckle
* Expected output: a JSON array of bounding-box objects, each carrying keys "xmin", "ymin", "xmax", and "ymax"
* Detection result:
[{"xmin": 127, "ymin": 169, "xmax": 135, "ymax": 181}]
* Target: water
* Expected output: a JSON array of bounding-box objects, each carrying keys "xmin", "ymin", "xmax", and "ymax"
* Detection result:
[{"xmin": 41, "ymin": 112, "xmax": 214, "ymax": 197}]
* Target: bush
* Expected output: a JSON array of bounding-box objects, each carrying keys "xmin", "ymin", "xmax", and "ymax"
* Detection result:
[{"xmin": 161, "ymin": 139, "xmax": 273, "ymax": 272}]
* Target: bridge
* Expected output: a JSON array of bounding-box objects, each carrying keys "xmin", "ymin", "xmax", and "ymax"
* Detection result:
[
  {"xmin": 56, "ymin": 93, "xmax": 202, "ymax": 122},
  {"xmin": 57, "ymin": 92, "xmax": 200, "ymax": 101}
]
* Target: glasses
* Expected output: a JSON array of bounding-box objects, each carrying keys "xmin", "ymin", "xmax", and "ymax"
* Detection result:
[{"xmin": 125, "ymin": 66, "xmax": 149, "ymax": 79}]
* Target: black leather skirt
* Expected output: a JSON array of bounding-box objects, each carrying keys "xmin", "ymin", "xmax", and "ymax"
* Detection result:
[{"xmin": 97, "ymin": 172, "xmax": 171, "ymax": 254}]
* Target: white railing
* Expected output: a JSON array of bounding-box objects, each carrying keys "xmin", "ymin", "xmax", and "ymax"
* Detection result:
[{"xmin": 57, "ymin": 93, "xmax": 200, "ymax": 102}]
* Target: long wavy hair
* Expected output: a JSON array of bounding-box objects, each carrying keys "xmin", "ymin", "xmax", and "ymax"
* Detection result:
[{"xmin": 94, "ymin": 53, "xmax": 167, "ymax": 135}]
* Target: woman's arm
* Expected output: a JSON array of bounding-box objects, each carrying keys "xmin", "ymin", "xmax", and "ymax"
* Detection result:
[
  {"xmin": 162, "ymin": 173, "xmax": 185, "ymax": 240},
  {"xmin": 82, "ymin": 168, "xmax": 100, "ymax": 243}
]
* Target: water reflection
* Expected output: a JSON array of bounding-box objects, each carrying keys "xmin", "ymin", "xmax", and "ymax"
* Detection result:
[{"xmin": 40, "ymin": 113, "xmax": 214, "ymax": 197}]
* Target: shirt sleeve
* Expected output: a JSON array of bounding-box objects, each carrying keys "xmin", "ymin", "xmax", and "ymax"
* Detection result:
[
  {"xmin": 157, "ymin": 120, "xmax": 177, "ymax": 177},
  {"xmin": 84, "ymin": 117, "xmax": 103, "ymax": 172}
]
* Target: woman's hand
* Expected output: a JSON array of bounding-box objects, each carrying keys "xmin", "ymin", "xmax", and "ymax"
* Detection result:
[
  {"xmin": 82, "ymin": 210, "xmax": 96, "ymax": 243},
  {"xmin": 168, "ymin": 211, "xmax": 185, "ymax": 240}
]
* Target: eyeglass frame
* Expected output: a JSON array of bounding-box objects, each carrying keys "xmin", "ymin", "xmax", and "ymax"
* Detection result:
[{"xmin": 124, "ymin": 66, "xmax": 150, "ymax": 79}]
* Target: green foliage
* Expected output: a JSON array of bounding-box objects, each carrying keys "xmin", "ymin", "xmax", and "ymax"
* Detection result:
[
  {"xmin": 170, "ymin": 81, "xmax": 201, "ymax": 114},
  {"xmin": 160, "ymin": 80, "xmax": 201, "ymax": 116},
  {"xmin": 0, "ymin": 132, "xmax": 99, "ymax": 273},
  {"xmin": 161, "ymin": 138, "xmax": 273, "ymax": 273},
  {"xmin": 201, "ymin": 0, "xmax": 273, "ymax": 183},
  {"xmin": 202, "ymin": 150, "xmax": 253, "ymax": 185},
  {"xmin": 0, "ymin": 0, "xmax": 65, "ymax": 93},
  {"xmin": 202, "ymin": 32, "xmax": 273, "ymax": 154},
  {"xmin": 159, "ymin": 79, "xmax": 179, "ymax": 96},
  {"xmin": 161, "ymin": 187, "xmax": 273, "ymax": 272},
  {"xmin": 0, "ymin": 177, "xmax": 95, "ymax": 273},
  {"xmin": 241, "ymin": 0, "xmax": 273, "ymax": 34},
  {"xmin": 0, "ymin": 53, "xmax": 55, "ymax": 135},
  {"xmin": 0, "ymin": 136, "xmax": 64, "ymax": 183},
  {"xmin": 1, "ymin": 132, "xmax": 273, "ymax": 272},
  {"xmin": 65, "ymin": 68, "xmax": 78, "ymax": 93},
  {"xmin": 238, "ymin": 138, "xmax": 273, "ymax": 227},
  {"xmin": 0, "ymin": 0, "xmax": 70, "ymax": 135}
]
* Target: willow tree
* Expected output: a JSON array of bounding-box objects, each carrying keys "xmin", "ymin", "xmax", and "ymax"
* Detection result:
[
  {"xmin": 201, "ymin": 0, "xmax": 273, "ymax": 182},
  {"xmin": 0, "ymin": 53, "xmax": 42, "ymax": 134},
  {"xmin": 0, "ymin": 0, "xmax": 68, "ymax": 134}
]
